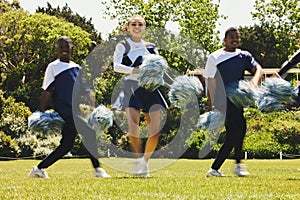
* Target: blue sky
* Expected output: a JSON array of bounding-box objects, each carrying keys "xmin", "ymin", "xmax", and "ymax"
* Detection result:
[{"xmin": 15, "ymin": 0, "xmax": 256, "ymax": 41}]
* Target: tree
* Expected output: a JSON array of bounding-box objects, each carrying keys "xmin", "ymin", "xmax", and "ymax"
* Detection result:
[
  {"xmin": 238, "ymin": 25, "xmax": 283, "ymax": 68},
  {"xmin": 36, "ymin": 2, "xmax": 102, "ymax": 46},
  {"xmin": 0, "ymin": 10, "xmax": 92, "ymax": 110},
  {"xmin": 251, "ymin": 0, "xmax": 300, "ymax": 67},
  {"xmin": 0, "ymin": 0, "xmax": 21, "ymax": 13},
  {"xmin": 102, "ymin": 0, "xmax": 223, "ymax": 53}
]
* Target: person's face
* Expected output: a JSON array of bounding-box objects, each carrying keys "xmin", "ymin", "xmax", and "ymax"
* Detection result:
[
  {"xmin": 127, "ymin": 18, "xmax": 146, "ymax": 39},
  {"xmin": 57, "ymin": 40, "xmax": 72, "ymax": 62},
  {"xmin": 224, "ymin": 30, "xmax": 240, "ymax": 52}
]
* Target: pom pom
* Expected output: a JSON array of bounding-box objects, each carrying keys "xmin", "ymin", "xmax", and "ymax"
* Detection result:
[
  {"xmin": 28, "ymin": 110, "xmax": 64, "ymax": 134},
  {"xmin": 137, "ymin": 54, "xmax": 169, "ymax": 91},
  {"xmin": 197, "ymin": 111, "xmax": 224, "ymax": 132},
  {"xmin": 168, "ymin": 75, "xmax": 203, "ymax": 108},
  {"xmin": 226, "ymin": 80, "xmax": 258, "ymax": 108},
  {"xmin": 256, "ymin": 78, "xmax": 298, "ymax": 112},
  {"xmin": 87, "ymin": 105, "xmax": 113, "ymax": 133}
]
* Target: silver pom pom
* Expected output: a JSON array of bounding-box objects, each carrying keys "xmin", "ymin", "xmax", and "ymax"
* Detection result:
[
  {"xmin": 168, "ymin": 75, "xmax": 203, "ymax": 108},
  {"xmin": 257, "ymin": 78, "xmax": 298, "ymax": 112},
  {"xmin": 137, "ymin": 54, "xmax": 169, "ymax": 91},
  {"xmin": 226, "ymin": 80, "xmax": 258, "ymax": 108},
  {"xmin": 87, "ymin": 105, "xmax": 113, "ymax": 133},
  {"xmin": 198, "ymin": 111, "xmax": 224, "ymax": 132},
  {"xmin": 28, "ymin": 110, "xmax": 64, "ymax": 134}
]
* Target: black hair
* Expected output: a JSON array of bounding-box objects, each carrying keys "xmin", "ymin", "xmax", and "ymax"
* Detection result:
[
  {"xmin": 225, "ymin": 27, "xmax": 239, "ymax": 38},
  {"xmin": 57, "ymin": 36, "xmax": 72, "ymax": 45}
]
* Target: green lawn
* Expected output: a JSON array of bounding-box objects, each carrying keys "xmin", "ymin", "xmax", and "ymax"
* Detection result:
[{"xmin": 0, "ymin": 158, "xmax": 299, "ymax": 199}]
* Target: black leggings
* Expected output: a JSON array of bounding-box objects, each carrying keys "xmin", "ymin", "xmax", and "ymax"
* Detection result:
[
  {"xmin": 212, "ymin": 101, "xmax": 246, "ymax": 170},
  {"xmin": 38, "ymin": 115, "xmax": 100, "ymax": 169}
]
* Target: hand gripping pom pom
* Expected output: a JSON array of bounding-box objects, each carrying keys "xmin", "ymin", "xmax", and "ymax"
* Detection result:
[
  {"xmin": 168, "ymin": 75, "xmax": 203, "ymax": 108},
  {"xmin": 226, "ymin": 80, "xmax": 258, "ymax": 108},
  {"xmin": 198, "ymin": 111, "xmax": 224, "ymax": 132},
  {"xmin": 256, "ymin": 78, "xmax": 298, "ymax": 113},
  {"xmin": 137, "ymin": 54, "xmax": 169, "ymax": 91},
  {"xmin": 28, "ymin": 111, "xmax": 64, "ymax": 134},
  {"xmin": 87, "ymin": 105, "xmax": 113, "ymax": 133}
]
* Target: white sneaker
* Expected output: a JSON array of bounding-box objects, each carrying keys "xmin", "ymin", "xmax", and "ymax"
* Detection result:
[
  {"xmin": 132, "ymin": 158, "xmax": 150, "ymax": 178},
  {"xmin": 234, "ymin": 163, "xmax": 250, "ymax": 177},
  {"xmin": 95, "ymin": 167, "xmax": 111, "ymax": 178},
  {"xmin": 206, "ymin": 168, "xmax": 225, "ymax": 177},
  {"xmin": 29, "ymin": 166, "xmax": 49, "ymax": 178}
]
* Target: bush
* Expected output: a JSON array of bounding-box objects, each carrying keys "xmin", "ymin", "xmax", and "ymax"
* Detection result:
[
  {"xmin": 0, "ymin": 131, "xmax": 20, "ymax": 159},
  {"xmin": 244, "ymin": 108, "xmax": 300, "ymax": 158},
  {"xmin": 186, "ymin": 107, "xmax": 300, "ymax": 159},
  {"xmin": 0, "ymin": 90, "xmax": 31, "ymax": 138},
  {"xmin": 17, "ymin": 130, "xmax": 62, "ymax": 158}
]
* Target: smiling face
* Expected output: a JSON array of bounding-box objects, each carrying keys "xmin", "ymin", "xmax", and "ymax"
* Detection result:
[
  {"xmin": 127, "ymin": 15, "xmax": 146, "ymax": 42},
  {"xmin": 57, "ymin": 36, "xmax": 73, "ymax": 63},
  {"xmin": 223, "ymin": 29, "xmax": 241, "ymax": 52}
]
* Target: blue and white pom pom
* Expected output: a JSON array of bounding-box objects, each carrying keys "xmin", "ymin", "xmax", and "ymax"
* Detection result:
[
  {"xmin": 137, "ymin": 54, "xmax": 169, "ymax": 91},
  {"xmin": 87, "ymin": 105, "xmax": 113, "ymax": 133},
  {"xmin": 168, "ymin": 75, "xmax": 203, "ymax": 108},
  {"xmin": 28, "ymin": 110, "xmax": 64, "ymax": 134},
  {"xmin": 197, "ymin": 111, "xmax": 224, "ymax": 132},
  {"xmin": 226, "ymin": 80, "xmax": 258, "ymax": 108},
  {"xmin": 256, "ymin": 78, "xmax": 298, "ymax": 112}
]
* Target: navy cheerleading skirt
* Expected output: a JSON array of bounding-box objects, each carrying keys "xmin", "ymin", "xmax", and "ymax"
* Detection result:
[{"xmin": 113, "ymin": 79, "xmax": 168, "ymax": 112}]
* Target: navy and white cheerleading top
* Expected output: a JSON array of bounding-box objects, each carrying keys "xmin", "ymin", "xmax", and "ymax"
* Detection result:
[
  {"xmin": 112, "ymin": 38, "xmax": 168, "ymax": 112},
  {"xmin": 42, "ymin": 59, "xmax": 88, "ymax": 119},
  {"xmin": 204, "ymin": 48, "xmax": 259, "ymax": 87},
  {"xmin": 113, "ymin": 37, "xmax": 158, "ymax": 80}
]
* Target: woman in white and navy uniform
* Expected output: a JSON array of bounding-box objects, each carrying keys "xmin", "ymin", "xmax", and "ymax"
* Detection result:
[{"xmin": 113, "ymin": 15, "xmax": 167, "ymax": 178}]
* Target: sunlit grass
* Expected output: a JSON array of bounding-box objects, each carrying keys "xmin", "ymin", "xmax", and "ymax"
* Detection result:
[{"xmin": 0, "ymin": 158, "xmax": 299, "ymax": 199}]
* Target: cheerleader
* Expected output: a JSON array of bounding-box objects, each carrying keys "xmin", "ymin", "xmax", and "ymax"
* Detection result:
[{"xmin": 113, "ymin": 15, "xmax": 168, "ymax": 178}]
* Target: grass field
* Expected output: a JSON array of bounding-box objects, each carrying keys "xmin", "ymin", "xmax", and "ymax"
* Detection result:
[{"xmin": 0, "ymin": 158, "xmax": 299, "ymax": 200}]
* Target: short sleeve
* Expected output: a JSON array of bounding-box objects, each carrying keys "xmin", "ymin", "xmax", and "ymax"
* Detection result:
[
  {"xmin": 42, "ymin": 64, "xmax": 55, "ymax": 91},
  {"xmin": 203, "ymin": 54, "xmax": 217, "ymax": 78},
  {"xmin": 243, "ymin": 51, "xmax": 259, "ymax": 75}
]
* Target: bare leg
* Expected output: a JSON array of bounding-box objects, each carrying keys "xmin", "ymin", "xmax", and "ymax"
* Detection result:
[
  {"xmin": 143, "ymin": 109, "xmax": 161, "ymax": 161},
  {"xmin": 126, "ymin": 107, "xmax": 142, "ymax": 157}
]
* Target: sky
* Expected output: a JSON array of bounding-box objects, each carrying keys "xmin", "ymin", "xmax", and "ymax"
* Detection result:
[{"xmin": 13, "ymin": 0, "xmax": 256, "ymax": 41}]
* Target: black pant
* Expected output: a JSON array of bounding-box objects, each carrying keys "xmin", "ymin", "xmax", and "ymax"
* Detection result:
[
  {"xmin": 211, "ymin": 100, "xmax": 246, "ymax": 170},
  {"xmin": 38, "ymin": 115, "xmax": 100, "ymax": 169}
]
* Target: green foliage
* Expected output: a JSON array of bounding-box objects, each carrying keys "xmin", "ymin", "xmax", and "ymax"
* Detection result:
[
  {"xmin": 186, "ymin": 108, "xmax": 300, "ymax": 159},
  {"xmin": 0, "ymin": 131, "xmax": 20, "ymax": 158},
  {"xmin": 17, "ymin": 130, "xmax": 62, "ymax": 158},
  {"xmin": 93, "ymin": 67, "xmax": 123, "ymax": 105},
  {"xmin": 36, "ymin": 2, "xmax": 103, "ymax": 46},
  {"xmin": 0, "ymin": 90, "xmax": 31, "ymax": 138},
  {"xmin": 244, "ymin": 108, "xmax": 300, "ymax": 158},
  {"xmin": 102, "ymin": 0, "xmax": 223, "ymax": 52},
  {"xmin": 0, "ymin": 0, "xmax": 21, "ymax": 13},
  {"xmin": 107, "ymin": 111, "xmax": 129, "ymax": 151},
  {"xmin": 239, "ymin": 25, "xmax": 285, "ymax": 68},
  {"xmin": 0, "ymin": 9, "xmax": 92, "ymax": 110},
  {"xmin": 251, "ymin": 0, "xmax": 300, "ymax": 67}
]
